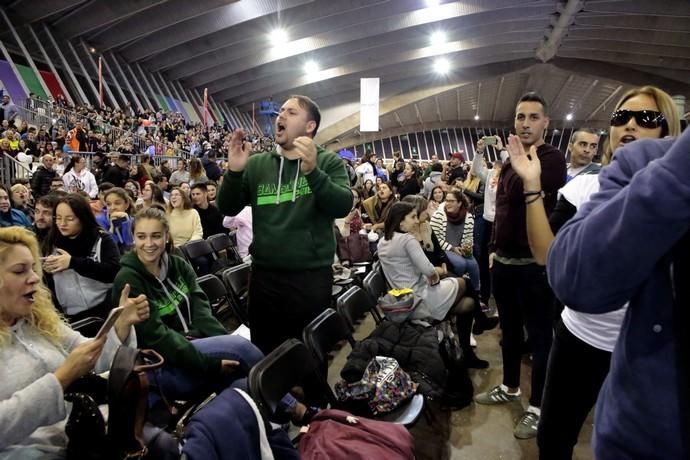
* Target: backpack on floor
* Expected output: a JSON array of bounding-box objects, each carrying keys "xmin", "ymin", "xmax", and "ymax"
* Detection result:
[{"xmin": 298, "ymin": 409, "xmax": 415, "ymax": 460}]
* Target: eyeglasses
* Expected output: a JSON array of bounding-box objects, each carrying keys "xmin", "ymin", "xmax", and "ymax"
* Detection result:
[{"xmin": 610, "ymin": 110, "xmax": 666, "ymax": 129}]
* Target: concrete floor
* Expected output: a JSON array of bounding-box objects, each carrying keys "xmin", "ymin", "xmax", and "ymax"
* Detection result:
[{"xmin": 327, "ymin": 315, "xmax": 596, "ymax": 460}]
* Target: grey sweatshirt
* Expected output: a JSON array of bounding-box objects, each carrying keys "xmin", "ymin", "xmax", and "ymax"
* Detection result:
[{"xmin": 0, "ymin": 319, "xmax": 135, "ymax": 455}]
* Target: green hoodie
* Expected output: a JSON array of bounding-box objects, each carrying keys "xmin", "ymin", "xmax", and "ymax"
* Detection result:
[
  {"xmin": 217, "ymin": 145, "xmax": 352, "ymax": 270},
  {"xmin": 112, "ymin": 251, "xmax": 227, "ymax": 376}
]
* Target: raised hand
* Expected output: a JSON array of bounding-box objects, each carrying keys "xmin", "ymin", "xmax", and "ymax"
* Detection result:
[
  {"xmin": 506, "ymin": 134, "xmax": 541, "ymax": 190},
  {"xmin": 117, "ymin": 283, "xmax": 150, "ymax": 327},
  {"xmin": 226, "ymin": 129, "xmax": 252, "ymax": 172},
  {"xmin": 293, "ymin": 136, "xmax": 318, "ymax": 175}
]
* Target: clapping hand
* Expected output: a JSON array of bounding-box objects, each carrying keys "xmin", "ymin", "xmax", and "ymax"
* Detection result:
[
  {"xmin": 293, "ymin": 136, "xmax": 318, "ymax": 175},
  {"xmin": 226, "ymin": 129, "xmax": 252, "ymax": 172}
]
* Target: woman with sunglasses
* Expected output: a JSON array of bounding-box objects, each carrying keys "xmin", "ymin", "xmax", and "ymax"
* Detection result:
[{"xmin": 506, "ymin": 85, "xmax": 680, "ymax": 459}]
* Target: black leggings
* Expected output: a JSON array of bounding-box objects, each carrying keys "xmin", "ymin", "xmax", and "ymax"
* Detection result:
[{"xmin": 538, "ymin": 319, "xmax": 612, "ymax": 460}]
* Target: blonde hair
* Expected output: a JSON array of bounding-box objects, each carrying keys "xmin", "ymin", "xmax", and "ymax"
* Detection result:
[
  {"xmin": 0, "ymin": 227, "xmax": 66, "ymax": 347},
  {"xmin": 603, "ymin": 85, "xmax": 681, "ymax": 165}
]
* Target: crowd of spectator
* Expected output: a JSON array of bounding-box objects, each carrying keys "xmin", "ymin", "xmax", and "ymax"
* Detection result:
[{"xmin": 0, "ymin": 86, "xmax": 688, "ymax": 460}]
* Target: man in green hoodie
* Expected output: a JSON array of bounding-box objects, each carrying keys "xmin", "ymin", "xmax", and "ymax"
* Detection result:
[{"xmin": 217, "ymin": 95, "xmax": 352, "ymax": 354}]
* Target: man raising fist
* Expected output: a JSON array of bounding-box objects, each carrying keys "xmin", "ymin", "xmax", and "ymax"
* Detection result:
[{"xmin": 217, "ymin": 95, "xmax": 352, "ymax": 354}]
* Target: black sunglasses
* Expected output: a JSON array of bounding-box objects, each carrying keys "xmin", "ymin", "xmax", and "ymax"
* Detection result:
[{"xmin": 610, "ymin": 110, "xmax": 667, "ymax": 129}]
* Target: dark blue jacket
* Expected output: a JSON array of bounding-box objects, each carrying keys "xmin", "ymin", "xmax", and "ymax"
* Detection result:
[
  {"xmin": 0, "ymin": 208, "xmax": 31, "ymax": 228},
  {"xmin": 547, "ymin": 132, "xmax": 690, "ymax": 460}
]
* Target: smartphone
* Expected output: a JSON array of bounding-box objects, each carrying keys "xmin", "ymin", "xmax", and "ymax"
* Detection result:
[
  {"xmin": 95, "ymin": 306, "xmax": 124, "ymax": 339},
  {"xmin": 484, "ymin": 136, "xmax": 497, "ymax": 146}
]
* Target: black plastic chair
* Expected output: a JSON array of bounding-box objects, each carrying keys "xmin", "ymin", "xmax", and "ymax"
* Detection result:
[
  {"xmin": 248, "ymin": 338, "xmax": 332, "ymax": 424},
  {"xmin": 196, "ymin": 274, "xmax": 235, "ymax": 322},
  {"xmin": 179, "ymin": 240, "xmax": 216, "ymax": 276},
  {"xmin": 221, "ymin": 263, "xmax": 251, "ymax": 325},
  {"xmin": 207, "ymin": 233, "xmax": 242, "ymax": 266},
  {"xmin": 302, "ymin": 308, "xmax": 424, "ymax": 426},
  {"xmin": 336, "ymin": 286, "xmax": 374, "ymax": 332},
  {"xmin": 71, "ymin": 316, "xmax": 105, "ymax": 338},
  {"xmin": 362, "ymin": 270, "xmax": 386, "ymax": 323}
]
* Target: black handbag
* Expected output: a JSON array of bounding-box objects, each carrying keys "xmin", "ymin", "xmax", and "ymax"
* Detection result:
[{"xmin": 64, "ymin": 346, "xmax": 165, "ymax": 460}]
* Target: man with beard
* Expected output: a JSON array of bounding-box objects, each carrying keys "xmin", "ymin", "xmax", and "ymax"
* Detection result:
[
  {"xmin": 474, "ymin": 92, "xmax": 566, "ymax": 439},
  {"xmin": 217, "ymin": 95, "xmax": 351, "ymax": 354},
  {"xmin": 33, "ymin": 192, "xmax": 65, "ymax": 244}
]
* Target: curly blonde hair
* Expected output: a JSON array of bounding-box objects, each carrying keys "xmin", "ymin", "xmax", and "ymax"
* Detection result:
[{"xmin": 0, "ymin": 227, "xmax": 66, "ymax": 347}]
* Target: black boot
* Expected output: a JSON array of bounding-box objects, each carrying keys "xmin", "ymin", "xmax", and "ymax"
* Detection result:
[
  {"xmin": 457, "ymin": 310, "xmax": 489, "ymax": 369},
  {"xmin": 467, "ymin": 287, "xmax": 498, "ymax": 335},
  {"xmin": 472, "ymin": 306, "xmax": 499, "ymax": 335}
]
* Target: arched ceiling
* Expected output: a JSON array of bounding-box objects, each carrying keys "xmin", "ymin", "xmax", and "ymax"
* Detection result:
[{"xmin": 4, "ymin": 0, "xmax": 690, "ymax": 144}]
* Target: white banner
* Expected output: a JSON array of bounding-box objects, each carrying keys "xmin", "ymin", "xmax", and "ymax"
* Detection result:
[{"xmin": 360, "ymin": 78, "xmax": 380, "ymax": 132}]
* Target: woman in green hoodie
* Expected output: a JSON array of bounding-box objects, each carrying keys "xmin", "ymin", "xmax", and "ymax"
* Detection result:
[{"xmin": 111, "ymin": 207, "xmax": 306, "ymax": 419}]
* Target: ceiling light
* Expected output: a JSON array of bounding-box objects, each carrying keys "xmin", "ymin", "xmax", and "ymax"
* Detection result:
[
  {"xmin": 433, "ymin": 57, "xmax": 450, "ymax": 74},
  {"xmin": 430, "ymin": 31, "xmax": 446, "ymax": 47},
  {"xmin": 474, "ymin": 114, "xmax": 480, "ymax": 121},
  {"xmin": 270, "ymin": 28, "xmax": 288, "ymax": 46},
  {"xmin": 426, "ymin": 0, "xmax": 441, "ymax": 6},
  {"xmin": 565, "ymin": 113, "xmax": 573, "ymax": 121},
  {"xmin": 304, "ymin": 60, "xmax": 319, "ymax": 74}
]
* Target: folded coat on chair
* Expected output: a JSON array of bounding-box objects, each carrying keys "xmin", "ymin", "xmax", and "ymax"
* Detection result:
[{"xmin": 340, "ymin": 320, "xmax": 447, "ymax": 398}]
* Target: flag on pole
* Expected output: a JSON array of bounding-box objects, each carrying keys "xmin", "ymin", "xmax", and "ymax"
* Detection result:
[
  {"xmin": 98, "ymin": 57, "xmax": 103, "ymax": 107},
  {"xmin": 203, "ymin": 88, "xmax": 208, "ymax": 128}
]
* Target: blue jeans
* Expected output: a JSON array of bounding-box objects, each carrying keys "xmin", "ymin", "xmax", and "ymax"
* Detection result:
[
  {"xmin": 151, "ymin": 334, "xmax": 297, "ymax": 413},
  {"xmin": 445, "ymin": 250, "xmax": 481, "ymax": 291}
]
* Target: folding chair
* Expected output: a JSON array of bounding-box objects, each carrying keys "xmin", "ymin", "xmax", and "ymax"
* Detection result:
[
  {"xmin": 221, "ymin": 263, "xmax": 251, "ymax": 326},
  {"xmin": 302, "ymin": 308, "xmax": 424, "ymax": 426},
  {"xmin": 196, "ymin": 274, "xmax": 235, "ymax": 323},
  {"xmin": 179, "ymin": 240, "xmax": 216, "ymax": 276},
  {"xmin": 336, "ymin": 286, "xmax": 374, "ymax": 331},
  {"xmin": 207, "ymin": 233, "xmax": 242, "ymax": 266},
  {"xmin": 362, "ymin": 269, "xmax": 386, "ymax": 323},
  {"xmin": 248, "ymin": 338, "xmax": 332, "ymax": 425}
]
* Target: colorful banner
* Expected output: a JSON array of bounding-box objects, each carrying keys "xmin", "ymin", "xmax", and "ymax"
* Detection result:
[
  {"xmin": 182, "ymin": 101, "xmax": 201, "ymax": 123},
  {"xmin": 39, "ymin": 70, "xmax": 67, "ymax": 101},
  {"xmin": 98, "ymin": 57, "xmax": 103, "ymax": 107},
  {"xmin": 154, "ymin": 95, "xmax": 169, "ymax": 111},
  {"xmin": 15, "ymin": 64, "xmax": 47, "ymax": 99},
  {"xmin": 0, "ymin": 60, "xmax": 27, "ymax": 102}
]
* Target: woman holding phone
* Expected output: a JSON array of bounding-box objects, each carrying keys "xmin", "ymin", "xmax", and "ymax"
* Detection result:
[{"xmin": 0, "ymin": 226, "xmax": 148, "ymax": 458}]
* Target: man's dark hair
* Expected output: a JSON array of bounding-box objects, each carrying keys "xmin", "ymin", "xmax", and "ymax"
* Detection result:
[
  {"xmin": 37, "ymin": 191, "xmax": 67, "ymax": 209},
  {"xmin": 570, "ymin": 127, "xmax": 599, "ymax": 144},
  {"xmin": 288, "ymin": 94, "xmax": 321, "ymax": 137},
  {"xmin": 191, "ymin": 183, "xmax": 208, "ymax": 193},
  {"xmin": 431, "ymin": 163, "xmax": 443, "ymax": 172},
  {"xmin": 517, "ymin": 92, "xmax": 548, "ymax": 115},
  {"xmin": 206, "ymin": 180, "xmax": 217, "ymax": 188},
  {"xmin": 384, "ymin": 202, "xmax": 416, "ymax": 241},
  {"xmin": 98, "ymin": 182, "xmax": 115, "ymax": 193}
]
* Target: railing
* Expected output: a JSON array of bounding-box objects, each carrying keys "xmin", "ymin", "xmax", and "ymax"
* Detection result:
[
  {"xmin": 20, "ymin": 99, "xmax": 192, "ymax": 159},
  {"xmin": 0, "ymin": 152, "xmax": 33, "ymax": 185},
  {"xmin": 76, "ymin": 151, "xmax": 183, "ymax": 171}
]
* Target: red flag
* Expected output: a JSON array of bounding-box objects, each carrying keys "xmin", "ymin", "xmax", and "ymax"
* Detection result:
[
  {"xmin": 203, "ymin": 88, "xmax": 208, "ymax": 128},
  {"xmin": 98, "ymin": 57, "xmax": 103, "ymax": 107}
]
